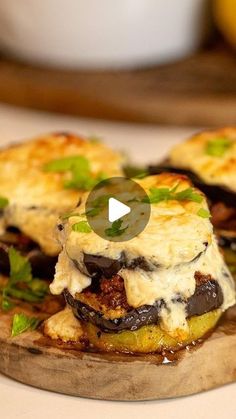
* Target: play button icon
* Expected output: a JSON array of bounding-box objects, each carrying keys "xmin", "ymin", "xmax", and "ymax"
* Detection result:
[
  {"xmin": 108, "ymin": 198, "xmax": 131, "ymax": 222},
  {"xmin": 85, "ymin": 177, "xmax": 150, "ymax": 242}
]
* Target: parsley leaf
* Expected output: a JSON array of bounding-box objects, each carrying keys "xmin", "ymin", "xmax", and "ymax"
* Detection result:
[
  {"xmin": 2, "ymin": 297, "xmax": 15, "ymax": 311},
  {"xmin": 43, "ymin": 155, "xmax": 88, "ymax": 172},
  {"xmin": 44, "ymin": 155, "xmax": 107, "ymax": 191},
  {"xmin": 72, "ymin": 221, "xmax": 92, "ymax": 233},
  {"xmin": 0, "ymin": 196, "xmax": 9, "ymax": 209},
  {"xmin": 175, "ymin": 188, "xmax": 203, "ymax": 203},
  {"xmin": 145, "ymin": 187, "xmax": 172, "ymax": 203},
  {"xmin": 145, "ymin": 184, "xmax": 203, "ymax": 204},
  {"xmin": 9, "ymin": 247, "xmax": 32, "ymax": 284},
  {"xmin": 124, "ymin": 165, "xmax": 146, "ymax": 178},
  {"xmin": 205, "ymin": 137, "xmax": 232, "ymax": 157},
  {"xmin": 197, "ymin": 208, "xmax": 211, "ymax": 218},
  {"xmin": 11, "ymin": 313, "xmax": 40, "ymax": 337},
  {"xmin": 134, "ymin": 172, "xmax": 148, "ymax": 179},
  {"xmin": 61, "ymin": 212, "xmax": 81, "ymax": 220},
  {"xmin": 86, "ymin": 195, "xmax": 111, "ymax": 217},
  {"xmin": 105, "ymin": 220, "xmax": 128, "ymax": 237},
  {"xmin": 1, "ymin": 248, "xmax": 48, "ymax": 310}
]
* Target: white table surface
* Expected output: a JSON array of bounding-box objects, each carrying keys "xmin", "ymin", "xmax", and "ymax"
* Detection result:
[{"xmin": 0, "ymin": 103, "xmax": 235, "ymax": 419}]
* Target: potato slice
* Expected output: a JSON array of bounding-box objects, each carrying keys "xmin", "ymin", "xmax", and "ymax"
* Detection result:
[{"xmin": 84, "ymin": 310, "xmax": 221, "ymax": 353}]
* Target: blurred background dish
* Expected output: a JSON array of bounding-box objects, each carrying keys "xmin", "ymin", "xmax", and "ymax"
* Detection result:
[
  {"xmin": 0, "ymin": 0, "xmax": 209, "ymax": 69},
  {"xmin": 0, "ymin": 1, "xmax": 235, "ymax": 126}
]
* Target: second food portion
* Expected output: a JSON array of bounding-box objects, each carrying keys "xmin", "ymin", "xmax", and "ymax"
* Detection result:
[
  {"xmin": 45, "ymin": 172, "xmax": 235, "ymax": 353},
  {"xmin": 0, "ymin": 128, "xmax": 235, "ymax": 355},
  {"xmin": 149, "ymin": 128, "xmax": 236, "ymax": 276},
  {"xmin": 0, "ymin": 132, "xmax": 123, "ymax": 278}
]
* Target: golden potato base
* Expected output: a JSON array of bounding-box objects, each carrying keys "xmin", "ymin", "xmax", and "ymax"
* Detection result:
[{"xmin": 84, "ymin": 310, "xmax": 222, "ymax": 353}]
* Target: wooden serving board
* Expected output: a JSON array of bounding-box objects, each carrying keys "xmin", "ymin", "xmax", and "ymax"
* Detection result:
[
  {"xmin": 0, "ymin": 43, "xmax": 236, "ymax": 126},
  {"xmin": 0, "ymin": 306, "xmax": 236, "ymax": 401}
]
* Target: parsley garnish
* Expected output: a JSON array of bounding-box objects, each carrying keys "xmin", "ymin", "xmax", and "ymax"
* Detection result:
[
  {"xmin": 205, "ymin": 137, "xmax": 232, "ymax": 157},
  {"xmin": 9, "ymin": 247, "xmax": 32, "ymax": 283},
  {"xmin": 11, "ymin": 313, "xmax": 40, "ymax": 337},
  {"xmin": 197, "ymin": 208, "xmax": 211, "ymax": 218},
  {"xmin": 44, "ymin": 155, "xmax": 107, "ymax": 191},
  {"xmin": 174, "ymin": 188, "xmax": 203, "ymax": 203},
  {"xmin": 86, "ymin": 195, "xmax": 111, "ymax": 217},
  {"xmin": 61, "ymin": 212, "xmax": 81, "ymax": 220},
  {"xmin": 134, "ymin": 172, "xmax": 148, "ymax": 179},
  {"xmin": 124, "ymin": 165, "xmax": 146, "ymax": 178},
  {"xmin": 0, "ymin": 196, "xmax": 9, "ymax": 209},
  {"xmin": 105, "ymin": 220, "xmax": 128, "ymax": 237},
  {"xmin": 1, "ymin": 248, "xmax": 48, "ymax": 310},
  {"xmin": 144, "ymin": 185, "xmax": 203, "ymax": 204},
  {"xmin": 2, "ymin": 298, "xmax": 14, "ymax": 311},
  {"xmin": 72, "ymin": 221, "xmax": 92, "ymax": 233}
]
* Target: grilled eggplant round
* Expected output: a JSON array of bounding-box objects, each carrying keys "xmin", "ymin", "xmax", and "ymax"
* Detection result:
[{"xmin": 64, "ymin": 279, "xmax": 223, "ymax": 333}]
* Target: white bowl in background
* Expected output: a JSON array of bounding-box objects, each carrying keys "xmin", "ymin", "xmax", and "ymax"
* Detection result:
[{"xmin": 0, "ymin": 0, "xmax": 209, "ymax": 69}]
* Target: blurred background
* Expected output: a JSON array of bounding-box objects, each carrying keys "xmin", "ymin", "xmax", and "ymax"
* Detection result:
[{"xmin": 0, "ymin": 0, "xmax": 235, "ymax": 127}]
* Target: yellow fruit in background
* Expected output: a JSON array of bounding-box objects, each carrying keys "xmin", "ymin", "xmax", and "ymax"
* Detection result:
[{"xmin": 214, "ymin": 0, "xmax": 236, "ymax": 46}]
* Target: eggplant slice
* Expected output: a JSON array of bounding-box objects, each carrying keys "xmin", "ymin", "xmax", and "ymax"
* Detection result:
[
  {"xmin": 83, "ymin": 253, "xmax": 125, "ymax": 278},
  {"xmin": 64, "ymin": 280, "xmax": 223, "ymax": 333}
]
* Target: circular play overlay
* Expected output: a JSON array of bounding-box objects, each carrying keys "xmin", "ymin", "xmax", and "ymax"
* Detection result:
[{"xmin": 85, "ymin": 177, "xmax": 151, "ymax": 242}]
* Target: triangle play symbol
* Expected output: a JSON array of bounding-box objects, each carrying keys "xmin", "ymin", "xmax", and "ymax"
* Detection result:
[{"xmin": 108, "ymin": 197, "xmax": 131, "ymax": 223}]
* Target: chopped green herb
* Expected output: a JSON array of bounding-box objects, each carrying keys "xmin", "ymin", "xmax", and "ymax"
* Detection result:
[
  {"xmin": 0, "ymin": 196, "xmax": 9, "ymax": 209},
  {"xmin": 205, "ymin": 137, "xmax": 232, "ymax": 157},
  {"xmin": 64, "ymin": 174, "xmax": 96, "ymax": 190},
  {"xmin": 127, "ymin": 197, "xmax": 139, "ymax": 203},
  {"xmin": 44, "ymin": 155, "xmax": 88, "ymax": 172},
  {"xmin": 123, "ymin": 165, "xmax": 146, "ymax": 178},
  {"xmin": 1, "ymin": 297, "xmax": 14, "ymax": 311},
  {"xmin": 197, "ymin": 208, "xmax": 211, "ymax": 218},
  {"xmin": 11, "ymin": 313, "xmax": 40, "ymax": 337},
  {"xmin": 5, "ymin": 287, "xmax": 46, "ymax": 303},
  {"xmin": 134, "ymin": 172, "xmax": 148, "ymax": 179},
  {"xmin": 86, "ymin": 195, "xmax": 111, "ymax": 217},
  {"xmin": 144, "ymin": 184, "xmax": 203, "ymax": 205},
  {"xmin": 72, "ymin": 221, "xmax": 92, "ymax": 233},
  {"xmin": 9, "ymin": 247, "xmax": 32, "ymax": 284},
  {"xmin": 27, "ymin": 278, "xmax": 48, "ymax": 297},
  {"xmin": 44, "ymin": 155, "xmax": 107, "ymax": 191},
  {"xmin": 1, "ymin": 248, "xmax": 48, "ymax": 309},
  {"xmin": 85, "ymin": 207, "xmax": 101, "ymax": 217},
  {"xmin": 61, "ymin": 212, "xmax": 81, "ymax": 220},
  {"xmin": 143, "ymin": 187, "xmax": 171, "ymax": 203},
  {"xmin": 175, "ymin": 188, "xmax": 203, "ymax": 203},
  {"xmin": 105, "ymin": 220, "xmax": 128, "ymax": 237}
]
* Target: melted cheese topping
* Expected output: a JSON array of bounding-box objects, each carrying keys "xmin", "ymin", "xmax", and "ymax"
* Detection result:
[
  {"xmin": 0, "ymin": 133, "xmax": 123, "ymax": 255},
  {"xmin": 169, "ymin": 127, "xmax": 236, "ymax": 192},
  {"xmin": 50, "ymin": 173, "xmax": 236, "ymax": 337}
]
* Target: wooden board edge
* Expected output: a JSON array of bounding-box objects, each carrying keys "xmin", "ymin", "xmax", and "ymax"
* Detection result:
[{"xmin": 0, "ymin": 326, "xmax": 236, "ymax": 401}]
